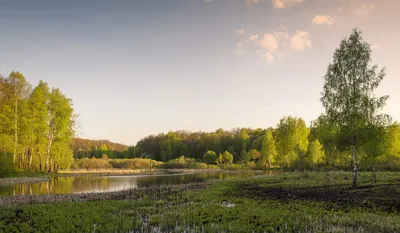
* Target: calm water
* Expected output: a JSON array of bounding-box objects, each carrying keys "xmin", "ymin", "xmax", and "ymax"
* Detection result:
[{"xmin": 0, "ymin": 171, "xmax": 269, "ymax": 196}]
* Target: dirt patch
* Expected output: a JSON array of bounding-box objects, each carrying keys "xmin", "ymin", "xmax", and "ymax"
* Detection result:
[{"xmin": 230, "ymin": 182, "xmax": 400, "ymax": 212}]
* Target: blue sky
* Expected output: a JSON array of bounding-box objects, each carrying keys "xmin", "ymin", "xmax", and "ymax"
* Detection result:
[{"xmin": 1, "ymin": 0, "xmax": 399, "ymax": 145}]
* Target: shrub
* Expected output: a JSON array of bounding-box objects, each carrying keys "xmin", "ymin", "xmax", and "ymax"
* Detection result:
[
  {"xmin": 75, "ymin": 157, "xmax": 113, "ymax": 170},
  {"xmin": 109, "ymin": 158, "xmax": 161, "ymax": 169},
  {"xmin": 203, "ymin": 151, "xmax": 218, "ymax": 164}
]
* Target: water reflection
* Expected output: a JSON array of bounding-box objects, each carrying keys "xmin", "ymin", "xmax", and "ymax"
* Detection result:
[{"xmin": 0, "ymin": 171, "xmax": 273, "ymax": 196}]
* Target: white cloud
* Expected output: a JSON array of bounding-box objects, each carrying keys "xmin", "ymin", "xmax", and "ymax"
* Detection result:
[
  {"xmin": 233, "ymin": 29, "xmax": 245, "ymax": 34},
  {"xmin": 312, "ymin": 15, "xmax": 334, "ymax": 25},
  {"xmin": 237, "ymin": 30, "xmax": 311, "ymax": 64},
  {"xmin": 234, "ymin": 41, "xmax": 248, "ymax": 55},
  {"xmin": 249, "ymin": 34, "xmax": 259, "ymax": 41},
  {"xmin": 289, "ymin": 30, "xmax": 312, "ymax": 51},
  {"xmin": 272, "ymin": 0, "xmax": 305, "ymax": 9},
  {"xmin": 354, "ymin": 4, "xmax": 374, "ymax": 15},
  {"xmin": 371, "ymin": 44, "xmax": 380, "ymax": 49},
  {"xmin": 262, "ymin": 52, "xmax": 275, "ymax": 64},
  {"xmin": 258, "ymin": 33, "xmax": 279, "ymax": 53}
]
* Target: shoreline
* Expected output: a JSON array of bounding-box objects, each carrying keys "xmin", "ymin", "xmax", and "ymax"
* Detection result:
[
  {"xmin": 0, "ymin": 177, "xmax": 51, "ymax": 187},
  {"xmin": 0, "ymin": 168, "xmax": 255, "ymax": 186},
  {"xmin": 0, "ymin": 182, "xmax": 209, "ymax": 205}
]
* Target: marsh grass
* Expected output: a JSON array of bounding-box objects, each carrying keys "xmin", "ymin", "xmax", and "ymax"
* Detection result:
[{"xmin": 0, "ymin": 172, "xmax": 399, "ymax": 232}]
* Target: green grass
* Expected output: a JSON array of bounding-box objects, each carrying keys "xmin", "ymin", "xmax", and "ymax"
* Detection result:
[{"xmin": 1, "ymin": 172, "xmax": 399, "ymax": 232}]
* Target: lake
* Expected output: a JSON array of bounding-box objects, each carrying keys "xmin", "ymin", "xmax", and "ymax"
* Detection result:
[{"xmin": 0, "ymin": 171, "xmax": 271, "ymax": 196}]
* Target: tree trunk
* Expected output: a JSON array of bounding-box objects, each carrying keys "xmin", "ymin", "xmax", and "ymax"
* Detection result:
[
  {"xmin": 45, "ymin": 135, "xmax": 53, "ymax": 172},
  {"xmin": 13, "ymin": 97, "xmax": 18, "ymax": 167},
  {"xmin": 268, "ymin": 159, "xmax": 271, "ymax": 169},
  {"xmin": 352, "ymin": 145, "xmax": 357, "ymax": 188},
  {"xmin": 28, "ymin": 147, "xmax": 32, "ymax": 171},
  {"xmin": 48, "ymin": 156, "xmax": 53, "ymax": 173}
]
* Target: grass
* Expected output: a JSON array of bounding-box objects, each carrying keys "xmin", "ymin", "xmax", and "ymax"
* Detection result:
[{"xmin": 0, "ymin": 172, "xmax": 399, "ymax": 232}]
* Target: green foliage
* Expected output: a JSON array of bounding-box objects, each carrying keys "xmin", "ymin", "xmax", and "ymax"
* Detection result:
[
  {"xmin": 275, "ymin": 116, "xmax": 309, "ymax": 167},
  {"xmin": 203, "ymin": 150, "xmax": 218, "ymax": 164},
  {"xmin": 260, "ymin": 129, "xmax": 277, "ymax": 169},
  {"xmin": 308, "ymin": 139, "xmax": 325, "ymax": 167},
  {"xmin": 238, "ymin": 150, "xmax": 249, "ymax": 162},
  {"xmin": 0, "ymin": 71, "xmax": 75, "ymax": 174},
  {"xmin": 321, "ymin": 29, "xmax": 390, "ymax": 187},
  {"xmin": 248, "ymin": 149, "xmax": 261, "ymax": 163},
  {"xmin": 221, "ymin": 151, "xmax": 233, "ymax": 164}
]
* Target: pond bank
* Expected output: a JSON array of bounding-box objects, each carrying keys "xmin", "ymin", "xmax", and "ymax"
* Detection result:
[
  {"xmin": 0, "ymin": 182, "xmax": 209, "ymax": 205},
  {"xmin": 0, "ymin": 177, "xmax": 51, "ymax": 186}
]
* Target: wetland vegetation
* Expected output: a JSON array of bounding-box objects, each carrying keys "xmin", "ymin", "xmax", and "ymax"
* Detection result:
[{"xmin": 0, "ymin": 171, "xmax": 399, "ymax": 232}]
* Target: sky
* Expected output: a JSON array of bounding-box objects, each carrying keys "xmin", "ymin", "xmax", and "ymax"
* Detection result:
[{"xmin": 1, "ymin": 0, "xmax": 399, "ymax": 145}]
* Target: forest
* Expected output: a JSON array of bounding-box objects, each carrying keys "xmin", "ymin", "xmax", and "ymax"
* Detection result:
[{"xmin": 0, "ymin": 72, "xmax": 75, "ymax": 175}]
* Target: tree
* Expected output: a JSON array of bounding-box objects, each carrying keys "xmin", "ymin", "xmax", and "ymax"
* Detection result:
[
  {"xmin": 248, "ymin": 149, "xmax": 261, "ymax": 163},
  {"xmin": 7, "ymin": 71, "xmax": 31, "ymax": 168},
  {"xmin": 260, "ymin": 129, "xmax": 277, "ymax": 168},
  {"xmin": 381, "ymin": 123, "xmax": 400, "ymax": 167},
  {"xmin": 275, "ymin": 116, "xmax": 309, "ymax": 167},
  {"xmin": 308, "ymin": 140, "xmax": 324, "ymax": 168},
  {"xmin": 26, "ymin": 81, "xmax": 50, "ymax": 170},
  {"xmin": 221, "ymin": 151, "xmax": 233, "ymax": 164},
  {"xmin": 203, "ymin": 150, "xmax": 217, "ymax": 164},
  {"xmin": 321, "ymin": 29, "xmax": 390, "ymax": 188},
  {"xmin": 46, "ymin": 88, "xmax": 75, "ymax": 172},
  {"xmin": 310, "ymin": 114, "xmax": 339, "ymax": 167},
  {"xmin": 238, "ymin": 150, "xmax": 248, "ymax": 162}
]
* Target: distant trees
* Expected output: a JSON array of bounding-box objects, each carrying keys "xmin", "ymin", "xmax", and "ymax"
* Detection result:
[
  {"xmin": 70, "ymin": 138, "xmax": 129, "ymax": 159},
  {"xmin": 260, "ymin": 129, "xmax": 277, "ymax": 168},
  {"xmin": 0, "ymin": 71, "xmax": 75, "ymax": 173},
  {"xmin": 321, "ymin": 29, "xmax": 390, "ymax": 187},
  {"xmin": 308, "ymin": 140, "xmax": 324, "ymax": 168},
  {"xmin": 203, "ymin": 150, "xmax": 217, "ymax": 164},
  {"xmin": 275, "ymin": 116, "xmax": 309, "ymax": 167}
]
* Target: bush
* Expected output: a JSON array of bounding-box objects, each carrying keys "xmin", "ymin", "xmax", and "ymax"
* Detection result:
[
  {"xmin": 109, "ymin": 158, "xmax": 161, "ymax": 169},
  {"xmin": 73, "ymin": 157, "xmax": 112, "ymax": 170},
  {"xmin": 203, "ymin": 151, "xmax": 218, "ymax": 164}
]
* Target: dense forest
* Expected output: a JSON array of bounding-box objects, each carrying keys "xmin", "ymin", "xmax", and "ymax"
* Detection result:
[
  {"xmin": 70, "ymin": 138, "xmax": 129, "ymax": 159},
  {"xmin": 0, "ymin": 72, "xmax": 75, "ymax": 174}
]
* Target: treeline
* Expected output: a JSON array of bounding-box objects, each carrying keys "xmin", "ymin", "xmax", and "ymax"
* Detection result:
[
  {"xmin": 70, "ymin": 138, "xmax": 129, "ymax": 159},
  {"xmin": 0, "ymin": 71, "xmax": 75, "ymax": 175},
  {"xmin": 128, "ymin": 29, "xmax": 400, "ymax": 178},
  {"xmin": 125, "ymin": 117, "xmax": 400, "ymax": 170}
]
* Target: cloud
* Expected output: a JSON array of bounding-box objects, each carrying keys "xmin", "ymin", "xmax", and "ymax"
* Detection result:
[
  {"xmin": 204, "ymin": 0, "xmax": 212, "ymax": 2},
  {"xmin": 234, "ymin": 30, "xmax": 311, "ymax": 63},
  {"xmin": 258, "ymin": 33, "xmax": 280, "ymax": 53},
  {"xmin": 234, "ymin": 42, "xmax": 247, "ymax": 55},
  {"xmin": 249, "ymin": 34, "xmax": 259, "ymax": 41},
  {"xmin": 354, "ymin": 4, "xmax": 374, "ymax": 15},
  {"xmin": 371, "ymin": 44, "xmax": 380, "ymax": 49},
  {"xmin": 289, "ymin": 30, "xmax": 312, "ymax": 51},
  {"xmin": 312, "ymin": 15, "xmax": 334, "ymax": 25},
  {"xmin": 262, "ymin": 52, "xmax": 274, "ymax": 64},
  {"xmin": 233, "ymin": 29, "xmax": 245, "ymax": 34},
  {"xmin": 272, "ymin": 0, "xmax": 305, "ymax": 9}
]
